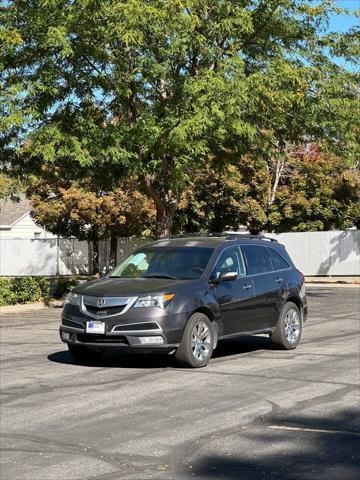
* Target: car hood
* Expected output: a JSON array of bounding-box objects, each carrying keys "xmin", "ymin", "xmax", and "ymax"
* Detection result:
[{"xmin": 74, "ymin": 276, "xmax": 196, "ymax": 297}]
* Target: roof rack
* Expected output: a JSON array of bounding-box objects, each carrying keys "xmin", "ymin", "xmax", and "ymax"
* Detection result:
[
  {"xmin": 223, "ymin": 232, "xmax": 278, "ymax": 243},
  {"xmin": 169, "ymin": 232, "xmax": 223, "ymax": 239},
  {"xmin": 169, "ymin": 232, "xmax": 278, "ymax": 242}
]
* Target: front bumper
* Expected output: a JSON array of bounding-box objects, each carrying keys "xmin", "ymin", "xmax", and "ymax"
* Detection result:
[
  {"xmin": 59, "ymin": 324, "xmax": 176, "ymax": 350},
  {"xmin": 60, "ymin": 302, "xmax": 187, "ymax": 349}
]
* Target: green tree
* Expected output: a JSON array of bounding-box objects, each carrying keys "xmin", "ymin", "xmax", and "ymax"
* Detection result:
[
  {"xmin": 269, "ymin": 154, "xmax": 360, "ymax": 231},
  {"xmin": 176, "ymin": 150, "xmax": 360, "ymax": 233},
  {"xmin": 1, "ymin": 1, "xmax": 359, "ymax": 236},
  {"xmin": 174, "ymin": 164, "xmax": 249, "ymax": 233}
]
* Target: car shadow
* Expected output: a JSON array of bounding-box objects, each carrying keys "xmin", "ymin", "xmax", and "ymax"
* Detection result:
[{"xmin": 47, "ymin": 335, "xmax": 273, "ymax": 369}]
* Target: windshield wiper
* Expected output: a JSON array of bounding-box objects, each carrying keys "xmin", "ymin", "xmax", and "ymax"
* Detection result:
[{"xmin": 143, "ymin": 273, "xmax": 180, "ymax": 280}]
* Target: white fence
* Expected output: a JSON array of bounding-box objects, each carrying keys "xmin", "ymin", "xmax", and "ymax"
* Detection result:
[
  {"xmin": 268, "ymin": 230, "xmax": 360, "ymax": 276},
  {"xmin": 0, "ymin": 238, "xmax": 91, "ymax": 276},
  {"xmin": 0, "ymin": 230, "xmax": 359, "ymax": 277}
]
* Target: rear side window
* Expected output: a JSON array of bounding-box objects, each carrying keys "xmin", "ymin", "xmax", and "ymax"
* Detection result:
[
  {"xmin": 267, "ymin": 248, "xmax": 289, "ymax": 271},
  {"xmin": 241, "ymin": 245, "xmax": 272, "ymax": 275}
]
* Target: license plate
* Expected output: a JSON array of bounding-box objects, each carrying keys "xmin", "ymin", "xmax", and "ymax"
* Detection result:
[{"xmin": 86, "ymin": 321, "xmax": 105, "ymax": 334}]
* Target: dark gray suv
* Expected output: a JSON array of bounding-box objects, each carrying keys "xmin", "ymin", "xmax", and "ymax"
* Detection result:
[{"xmin": 60, "ymin": 234, "xmax": 307, "ymax": 368}]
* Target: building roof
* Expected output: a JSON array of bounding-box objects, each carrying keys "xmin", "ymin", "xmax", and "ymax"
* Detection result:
[{"xmin": 0, "ymin": 196, "xmax": 32, "ymax": 226}]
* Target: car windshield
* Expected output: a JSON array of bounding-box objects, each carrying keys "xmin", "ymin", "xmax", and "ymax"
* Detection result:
[{"xmin": 110, "ymin": 247, "xmax": 214, "ymax": 280}]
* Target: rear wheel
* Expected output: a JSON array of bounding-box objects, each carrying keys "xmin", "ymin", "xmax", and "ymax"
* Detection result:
[
  {"xmin": 175, "ymin": 313, "xmax": 214, "ymax": 368},
  {"xmin": 271, "ymin": 302, "xmax": 302, "ymax": 350}
]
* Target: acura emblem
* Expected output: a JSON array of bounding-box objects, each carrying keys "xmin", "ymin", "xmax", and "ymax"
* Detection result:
[{"xmin": 97, "ymin": 298, "xmax": 106, "ymax": 308}]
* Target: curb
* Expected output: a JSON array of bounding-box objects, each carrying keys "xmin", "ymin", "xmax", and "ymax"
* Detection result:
[
  {"xmin": 0, "ymin": 300, "xmax": 64, "ymax": 314},
  {"xmin": 305, "ymin": 277, "xmax": 360, "ymax": 286},
  {"xmin": 306, "ymin": 283, "xmax": 359, "ymax": 288}
]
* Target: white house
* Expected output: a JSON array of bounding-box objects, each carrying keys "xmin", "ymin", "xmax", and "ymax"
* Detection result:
[{"xmin": 0, "ymin": 197, "xmax": 56, "ymax": 239}]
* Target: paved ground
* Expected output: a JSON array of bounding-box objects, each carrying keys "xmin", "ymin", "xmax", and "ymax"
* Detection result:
[{"xmin": 0, "ymin": 287, "xmax": 359, "ymax": 480}]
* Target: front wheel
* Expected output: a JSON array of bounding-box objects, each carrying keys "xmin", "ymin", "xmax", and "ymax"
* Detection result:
[
  {"xmin": 175, "ymin": 313, "xmax": 214, "ymax": 368},
  {"xmin": 271, "ymin": 302, "xmax": 302, "ymax": 350}
]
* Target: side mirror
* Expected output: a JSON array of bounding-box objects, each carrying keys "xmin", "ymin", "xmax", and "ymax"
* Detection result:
[{"xmin": 217, "ymin": 271, "xmax": 238, "ymax": 283}]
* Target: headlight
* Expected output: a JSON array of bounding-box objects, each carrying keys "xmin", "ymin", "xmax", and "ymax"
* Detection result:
[
  {"xmin": 65, "ymin": 292, "xmax": 81, "ymax": 306},
  {"xmin": 134, "ymin": 293, "xmax": 175, "ymax": 309}
]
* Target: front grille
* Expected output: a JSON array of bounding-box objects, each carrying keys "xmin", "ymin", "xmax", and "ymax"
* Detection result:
[
  {"xmin": 113, "ymin": 322, "xmax": 160, "ymax": 332},
  {"xmin": 62, "ymin": 319, "xmax": 84, "ymax": 329},
  {"xmin": 84, "ymin": 304, "xmax": 125, "ymax": 316},
  {"xmin": 77, "ymin": 334, "xmax": 128, "ymax": 345}
]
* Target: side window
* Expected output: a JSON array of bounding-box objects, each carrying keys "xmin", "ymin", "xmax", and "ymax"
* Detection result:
[
  {"xmin": 241, "ymin": 245, "xmax": 272, "ymax": 275},
  {"xmin": 212, "ymin": 247, "xmax": 245, "ymax": 279},
  {"xmin": 267, "ymin": 248, "xmax": 289, "ymax": 271}
]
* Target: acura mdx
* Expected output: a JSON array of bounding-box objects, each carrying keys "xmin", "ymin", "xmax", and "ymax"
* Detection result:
[{"xmin": 60, "ymin": 234, "xmax": 307, "ymax": 368}]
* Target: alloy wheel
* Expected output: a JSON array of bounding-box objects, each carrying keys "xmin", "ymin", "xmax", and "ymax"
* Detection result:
[
  {"xmin": 284, "ymin": 308, "xmax": 301, "ymax": 344},
  {"xmin": 191, "ymin": 321, "xmax": 212, "ymax": 360}
]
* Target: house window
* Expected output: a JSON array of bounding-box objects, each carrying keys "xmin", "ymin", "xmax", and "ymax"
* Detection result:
[{"xmin": 34, "ymin": 232, "xmax": 41, "ymax": 239}]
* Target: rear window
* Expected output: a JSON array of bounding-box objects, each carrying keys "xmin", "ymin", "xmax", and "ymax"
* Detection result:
[
  {"xmin": 241, "ymin": 245, "xmax": 272, "ymax": 275},
  {"xmin": 267, "ymin": 248, "xmax": 289, "ymax": 270}
]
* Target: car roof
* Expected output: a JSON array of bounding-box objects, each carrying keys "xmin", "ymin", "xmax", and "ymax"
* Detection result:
[{"xmin": 144, "ymin": 235, "xmax": 280, "ymax": 249}]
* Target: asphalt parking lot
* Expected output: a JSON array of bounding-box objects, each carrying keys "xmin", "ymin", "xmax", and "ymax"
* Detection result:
[{"xmin": 0, "ymin": 286, "xmax": 359, "ymax": 480}]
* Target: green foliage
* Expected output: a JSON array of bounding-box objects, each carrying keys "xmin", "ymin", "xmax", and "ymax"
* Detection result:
[
  {"xmin": 174, "ymin": 164, "xmax": 248, "ymax": 233},
  {"xmin": 0, "ymin": 278, "xmax": 17, "ymax": 306},
  {"xmin": 269, "ymin": 156, "xmax": 360, "ymax": 232},
  {"xmin": 1, "ymin": 1, "xmax": 359, "ymax": 236},
  {"xmin": 175, "ymin": 152, "xmax": 360, "ymax": 234},
  {"xmin": 0, "ymin": 276, "xmax": 85, "ymax": 306},
  {"xmin": 12, "ymin": 277, "xmax": 42, "ymax": 303},
  {"xmin": 0, "ymin": 277, "xmax": 50, "ymax": 306},
  {"xmin": 36, "ymin": 277, "xmax": 51, "ymax": 300}
]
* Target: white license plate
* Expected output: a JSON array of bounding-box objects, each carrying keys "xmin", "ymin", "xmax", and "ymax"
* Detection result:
[{"xmin": 86, "ymin": 321, "xmax": 105, "ymax": 334}]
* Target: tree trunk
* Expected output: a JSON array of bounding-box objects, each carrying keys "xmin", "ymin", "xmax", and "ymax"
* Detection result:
[
  {"xmin": 144, "ymin": 176, "xmax": 179, "ymax": 239},
  {"xmin": 109, "ymin": 232, "xmax": 117, "ymax": 268},
  {"xmin": 91, "ymin": 230, "xmax": 99, "ymax": 275},
  {"xmin": 155, "ymin": 202, "xmax": 178, "ymax": 238},
  {"xmin": 268, "ymin": 155, "xmax": 285, "ymax": 207}
]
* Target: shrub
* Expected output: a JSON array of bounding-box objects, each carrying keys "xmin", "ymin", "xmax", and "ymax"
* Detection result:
[
  {"xmin": 0, "ymin": 276, "xmax": 51, "ymax": 306},
  {"xmin": 0, "ymin": 276, "xmax": 85, "ymax": 306},
  {"xmin": 37, "ymin": 277, "xmax": 51, "ymax": 300},
  {"xmin": 0, "ymin": 278, "xmax": 17, "ymax": 306},
  {"xmin": 12, "ymin": 277, "xmax": 42, "ymax": 303}
]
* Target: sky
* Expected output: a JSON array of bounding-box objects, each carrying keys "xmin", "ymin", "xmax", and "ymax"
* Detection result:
[{"xmin": 329, "ymin": 0, "xmax": 359, "ymax": 32}]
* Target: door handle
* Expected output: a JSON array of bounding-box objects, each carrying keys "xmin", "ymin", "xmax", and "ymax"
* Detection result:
[
  {"xmin": 276, "ymin": 278, "xmax": 283, "ymax": 283},
  {"xmin": 242, "ymin": 284, "xmax": 253, "ymax": 290}
]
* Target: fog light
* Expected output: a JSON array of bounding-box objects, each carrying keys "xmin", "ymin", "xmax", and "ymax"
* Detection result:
[
  {"xmin": 61, "ymin": 331, "xmax": 70, "ymax": 341},
  {"xmin": 138, "ymin": 336, "xmax": 164, "ymax": 345}
]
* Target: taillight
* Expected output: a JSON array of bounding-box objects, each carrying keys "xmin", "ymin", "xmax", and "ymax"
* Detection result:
[{"xmin": 298, "ymin": 270, "xmax": 305, "ymax": 282}]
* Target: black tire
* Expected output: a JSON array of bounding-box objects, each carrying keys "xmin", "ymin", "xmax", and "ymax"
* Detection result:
[
  {"xmin": 175, "ymin": 312, "xmax": 214, "ymax": 368},
  {"xmin": 271, "ymin": 302, "xmax": 302, "ymax": 350},
  {"xmin": 68, "ymin": 344, "xmax": 101, "ymax": 363}
]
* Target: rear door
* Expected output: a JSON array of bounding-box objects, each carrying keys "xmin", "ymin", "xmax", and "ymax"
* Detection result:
[
  {"xmin": 212, "ymin": 246, "xmax": 256, "ymax": 336},
  {"xmin": 240, "ymin": 244, "xmax": 278, "ymax": 330},
  {"xmin": 267, "ymin": 246, "xmax": 291, "ymax": 328}
]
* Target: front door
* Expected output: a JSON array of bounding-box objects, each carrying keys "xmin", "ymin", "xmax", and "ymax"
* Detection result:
[{"xmin": 212, "ymin": 246, "xmax": 256, "ymax": 336}]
